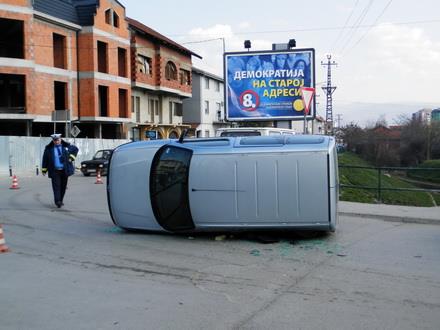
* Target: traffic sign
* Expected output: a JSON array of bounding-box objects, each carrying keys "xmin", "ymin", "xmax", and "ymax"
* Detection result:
[
  {"xmin": 70, "ymin": 125, "xmax": 81, "ymax": 138},
  {"xmin": 145, "ymin": 130, "xmax": 157, "ymax": 140},
  {"xmin": 300, "ymin": 87, "xmax": 315, "ymax": 115}
]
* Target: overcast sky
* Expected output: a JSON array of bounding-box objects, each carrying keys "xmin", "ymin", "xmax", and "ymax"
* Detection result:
[{"xmin": 121, "ymin": 0, "xmax": 440, "ymax": 126}]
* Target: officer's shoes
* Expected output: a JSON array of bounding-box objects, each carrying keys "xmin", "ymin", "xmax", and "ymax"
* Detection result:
[{"xmin": 56, "ymin": 201, "xmax": 62, "ymax": 208}]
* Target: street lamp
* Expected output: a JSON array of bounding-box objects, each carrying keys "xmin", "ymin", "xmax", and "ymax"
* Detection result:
[
  {"xmin": 244, "ymin": 40, "xmax": 251, "ymax": 51},
  {"xmin": 288, "ymin": 39, "xmax": 296, "ymax": 48}
]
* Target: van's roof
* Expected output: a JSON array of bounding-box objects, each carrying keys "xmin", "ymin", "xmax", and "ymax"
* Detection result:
[
  {"xmin": 216, "ymin": 127, "xmax": 295, "ymax": 131},
  {"xmin": 115, "ymin": 135, "xmax": 334, "ymax": 155}
]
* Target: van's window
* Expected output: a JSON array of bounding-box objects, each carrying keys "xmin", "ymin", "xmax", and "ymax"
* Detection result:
[
  {"xmin": 239, "ymin": 136, "xmax": 285, "ymax": 146},
  {"xmin": 220, "ymin": 131, "xmax": 261, "ymax": 137},
  {"xmin": 286, "ymin": 136, "xmax": 325, "ymax": 144},
  {"xmin": 150, "ymin": 145, "xmax": 194, "ymax": 231}
]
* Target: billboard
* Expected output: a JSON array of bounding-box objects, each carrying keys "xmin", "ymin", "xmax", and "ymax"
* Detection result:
[{"xmin": 224, "ymin": 49, "xmax": 315, "ymax": 121}]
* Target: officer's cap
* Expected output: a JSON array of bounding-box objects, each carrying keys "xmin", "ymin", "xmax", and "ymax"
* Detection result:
[{"xmin": 51, "ymin": 133, "xmax": 62, "ymax": 140}]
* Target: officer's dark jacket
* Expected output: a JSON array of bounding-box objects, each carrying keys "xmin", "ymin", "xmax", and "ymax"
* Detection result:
[{"xmin": 42, "ymin": 140, "xmax": 79, "ymax": 178}]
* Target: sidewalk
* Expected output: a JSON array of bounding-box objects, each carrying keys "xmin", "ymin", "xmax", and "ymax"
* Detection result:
[{"xmin": 339, "ymin": 201, "xmax": 440, "ymax": 225}]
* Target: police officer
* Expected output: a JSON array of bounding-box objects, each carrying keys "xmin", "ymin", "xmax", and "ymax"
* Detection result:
[{"xmin": 42, "ymin": 134, "xmax": 79, "ymax": 208}]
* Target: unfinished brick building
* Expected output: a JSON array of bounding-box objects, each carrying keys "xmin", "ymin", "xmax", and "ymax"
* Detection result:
[{"xmin": 0, "ymin": 0, "xmax": 199, "ymax": 139}]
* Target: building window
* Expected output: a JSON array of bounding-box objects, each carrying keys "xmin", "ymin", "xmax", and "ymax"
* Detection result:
[
  {"xmin": 204, "ymin": 100, "xmax": 209, "ymax": 115},
  {"xmin": 216, "ymin": 102, "xmax": 221, "ymax": 120},
  {"xmin": 215, "ymin": 81, "xmax": 220, "ymax": 92},
  {"xmin": 205, "ymin": 77, "xmax": 209, "ymax": 89},
  {"xmin": 105, "ymin": 9, "xmax": 111, "ymax": 25},
  {"xmin": 98, "ymin": 85, "xmax": 108, "ymax": 116},
  {"xmin": 169, "ymin": 101, "xmax": 183, "ymax": 117},
  {"xmin": 179, "ymin": 69, "xmax": 190, "ymax": 85},
  {"xmin": 149, "ymin": 99, "xmax": 159, "ymax": 116},
  {"xmin": 165, "ymin": 61, "xmax": 177, "ymax": 80},
  {"xmin": 205, "ymin": 130, "xmax": 210, "ymax": 137},
  {"xmin": 0, "ymin": 74, "xmax": 25, "ymax": 112},
  {"xmin": 118, "ymin": 47, "xmax": 127, "ymax": 77},
  {"xmin": 0, "ymin": 18, "xmax": 24, "ymax": 59},
  {"xmin": 54, "ymin": 81, "xmax": 67, "ymax": 110},
  {"xmin": 53, "ymin": 33, "xmax": 66, "ymax": 69},
  {"xmin": 175, "ymin": 103, "xmax": 183, "ymax": 116},
  {"xmin": 113, "ymin": 12, "xmax": 120, "ymax": 28},
  {"xmin": 97, "ymin": 41, "xmax": 108, "ymax": 73},
  {"xmin": 137, "ymin": 55, "xmax": 151, "ymax": 75},
  {"xmin": 118, "ymin": 89, "xmax": 128, "ymax": 117},
  {"xmin": 135, "ymin": 96, "xmax": 140, "ymax": 123}
]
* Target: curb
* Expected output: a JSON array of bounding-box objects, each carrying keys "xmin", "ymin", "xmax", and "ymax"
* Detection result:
[{"xmin": 339, "ymin": 212, "xmax": 440, "ymax": 225}]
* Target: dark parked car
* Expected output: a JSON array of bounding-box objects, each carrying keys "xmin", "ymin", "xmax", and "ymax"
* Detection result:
[{"xmin": 80, "ymin": 149, "xmax": 113, "ymax": 176}]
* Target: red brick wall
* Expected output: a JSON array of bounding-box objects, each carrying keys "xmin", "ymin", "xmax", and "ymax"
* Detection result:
[
  {"xmin": 0, "ymin": 8, "xmax": 79, "ymax": 117},
  {"xmin": 131, "ymin": 35, "xmax": 157, "ymax": 86},
  {"xmin": 76, "ymin": 0, "xmax": 131, "ymax": 119},
  {"xmin": 33, "ymin": 19, "xmax": 78, "ymax": 70},
  {"xmin": 79, "ymin": 79, "xmax": 130, "ymax": 119},
  {"xmin": 131, "ymin": 34, "xmax": 193, "ymax": 95},
  {"xmin": 0, "ymin": 10, "xmax": 32, "ymax": 60},
  {"xmin": 2, "ymin": 0, "xmax": 30, "ymax": 6},
  {"xmin": 158, "ymin": 46, "xmax": 192, "ymax": 94},
  {"xmin": 93, "ymin": 0, "xmax": 129, "ymax": 40}
]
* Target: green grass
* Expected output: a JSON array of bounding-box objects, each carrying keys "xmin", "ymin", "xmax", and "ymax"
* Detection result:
[
  {"xmin": 338, "ymin": 152, "xmax": 435, "ymax": 206},
  {"xmin": 432, "ymin": 192, "xmax": 440, "ymax": 206},
  {"xmin": 407, "ymin": 160, "xmax": 440, "ymax": 183}
]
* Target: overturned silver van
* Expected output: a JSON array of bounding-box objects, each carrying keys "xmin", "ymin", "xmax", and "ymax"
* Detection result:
[{"xmin": 107, "ymin": 135, "xmax": 338, "ymax": 233}]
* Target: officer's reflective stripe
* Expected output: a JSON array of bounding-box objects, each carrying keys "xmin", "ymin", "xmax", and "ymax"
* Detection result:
[{"xmin": 69, "ymin": 155, "xmax": 76, "ymax": 160}]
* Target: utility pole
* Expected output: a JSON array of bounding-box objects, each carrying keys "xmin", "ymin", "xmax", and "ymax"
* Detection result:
[
  {"xmin": 321, "ymin": 55, "xmax": 337, "ymax": 135},
  {"xmin": 335, "ymin": 113, "xmax": 343, "ymax": 129}
]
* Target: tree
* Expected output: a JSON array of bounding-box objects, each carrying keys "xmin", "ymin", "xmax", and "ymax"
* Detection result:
[
  {"xmin": 340, "ymin": 122, "xmax": 365, "ymax": 154},
  {"xmin": 399, "ymin": 117, "xmax": 428, "ymax": 166}
]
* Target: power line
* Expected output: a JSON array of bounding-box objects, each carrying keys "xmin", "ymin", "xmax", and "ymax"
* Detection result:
[
  {"xmin": 331, "ymin": 0, "xmax": 360, "ymax": 51},
  {"xmin": 342, "ymin": 0, "xmax": 393, "ymax": 56},
  {"xmin": 167, "ymin": 18, "xmax": 440, "ymax": 38},
  {"xmin": 338, "ymin": 0, "xmax": 375, "ymax": 54}
]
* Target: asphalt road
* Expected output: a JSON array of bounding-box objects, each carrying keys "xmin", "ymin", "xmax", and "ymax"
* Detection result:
[{"xmin": 1, "ymin": 175, "xmax": 439, "ymax": 329}]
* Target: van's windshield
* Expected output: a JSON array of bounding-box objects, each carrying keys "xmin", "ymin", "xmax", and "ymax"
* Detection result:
[{"xmin": 150, "ymin": 145, "xmax": 194, "ymax": 231}]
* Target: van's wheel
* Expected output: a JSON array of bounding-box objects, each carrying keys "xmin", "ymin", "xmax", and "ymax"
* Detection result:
[{"xmin": 83, "ymin": 173, "xmax": 90, "ymax": 177}]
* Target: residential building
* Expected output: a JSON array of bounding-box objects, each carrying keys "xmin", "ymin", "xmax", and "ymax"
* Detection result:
[
  {"xmin": 431, "ymin": 108, "xmax": 440, "ymax": 122},
  {"xmin": 412, "ymin": 108, "xmax": 432, "ymax": 124},
  {"xmin": 0, "ymin": 0, "xmax": 198, "ymax": 139},
  {"xmin": 127, "ymin": 18, "xmax": 200, "ymax": 140},
  {"xmin": 183, "ymin": 67, "xmax": 230, "ymax": 137}
]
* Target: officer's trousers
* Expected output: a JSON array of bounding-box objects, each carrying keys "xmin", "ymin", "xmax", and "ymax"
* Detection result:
[{"xmin": 51, "ymin": 170, "xmax": 68, "ymax": 204}]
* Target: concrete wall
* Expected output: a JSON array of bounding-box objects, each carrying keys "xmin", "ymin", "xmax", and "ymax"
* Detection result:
[{"xmin": 0, "ymin": 136, "xmax": 130, "ymax": 175}]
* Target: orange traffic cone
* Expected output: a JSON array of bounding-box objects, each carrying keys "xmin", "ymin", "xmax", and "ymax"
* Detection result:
[
  {"xmin": 9, "ymin": 175, "xmax": 20, "ymax": 190},
  {"xmin": 0, "ymin": 225, "xmax": 10, "ymax": 253},
  {"xmin": 95, "ymin": 170, "xmax": 103, "ymax": 184}
]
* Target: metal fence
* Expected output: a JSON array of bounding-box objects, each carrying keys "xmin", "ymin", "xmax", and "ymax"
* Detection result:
[
  {"xmin": 339, "ymin": 165, "xmax": 440, "ymax": 203},
  {"xmin": 0, "ymin": 136, "xmax": 130, "ymax": 175}
]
